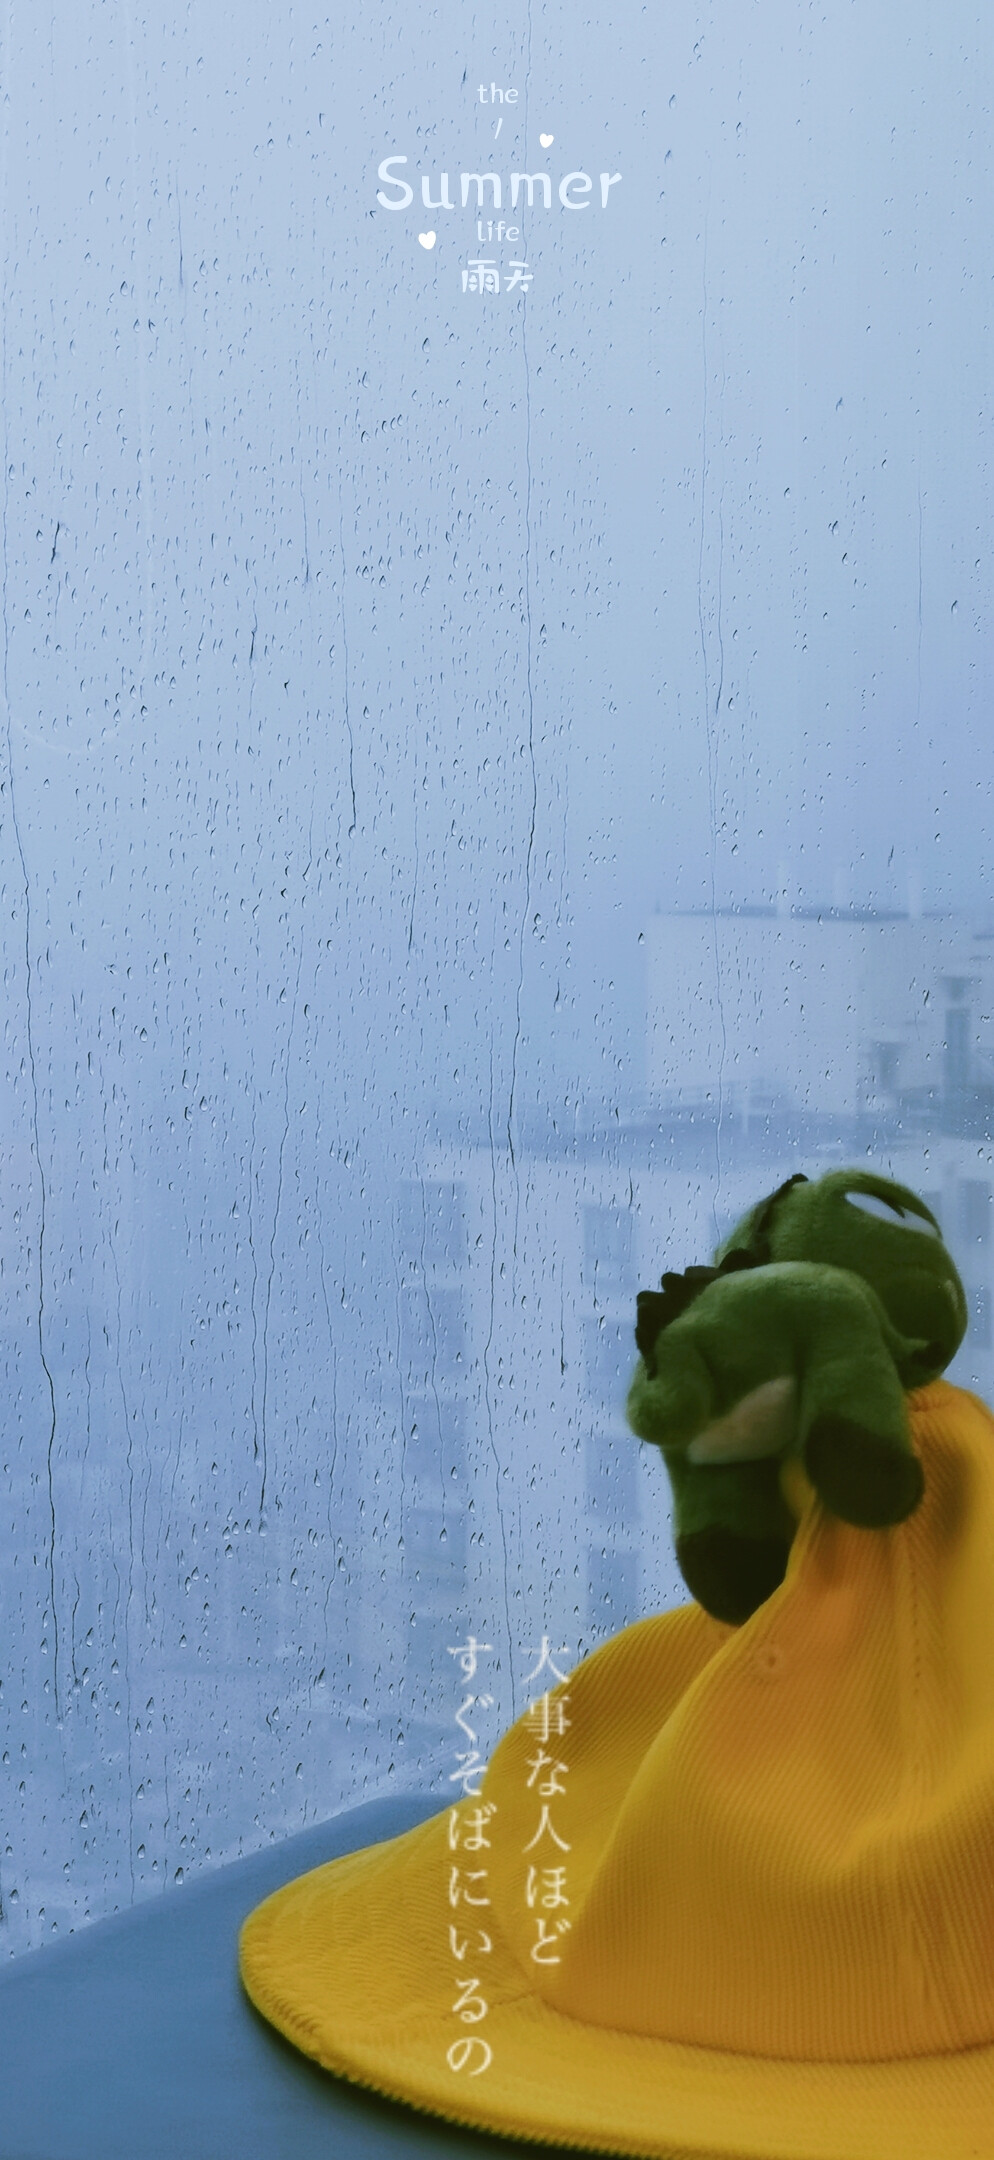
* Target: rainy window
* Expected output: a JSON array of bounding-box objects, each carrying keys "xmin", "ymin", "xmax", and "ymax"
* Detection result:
[
  {"xmin": 2, "ymin": 6, "xmax": 992, "ymax": 1965},
  {"xmin": 582, "ymin": 1317, "xmax": 633, "ymax": 1411},
  {"xmin": 583, "ymin": 1205, "xmax": 635, "ymax": 1295}
]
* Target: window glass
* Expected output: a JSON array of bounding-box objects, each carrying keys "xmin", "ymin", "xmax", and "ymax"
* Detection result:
[
  {"xmin": 583, "ymin": 1205, "xmax": 635, "ymax": 1293},
  {"xmin": 2, "ymin": 5, "xmax": 993, "ymax": 1961}
]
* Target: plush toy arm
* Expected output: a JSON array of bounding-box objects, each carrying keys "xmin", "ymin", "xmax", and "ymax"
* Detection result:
[
  {"xmin": 794, "ymin": 1280, "xmax": 925, "ymax": 1527},
  {"xmin": 658, "ymin": 1450, "xmax": 798, "ymax": 1627},
  {"xmin": 626, "ymin": 1334, "xmax": 716, "ymax": 1455},
  {"xmin": 628, "ymin": 1286, "xmax": 800, "ymax": 1627}
]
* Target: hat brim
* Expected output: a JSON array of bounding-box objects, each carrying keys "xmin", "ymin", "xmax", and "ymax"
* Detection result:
[{"xmin": 240, "ymin": 1800, "xmax": 994, "ymax": 2160}]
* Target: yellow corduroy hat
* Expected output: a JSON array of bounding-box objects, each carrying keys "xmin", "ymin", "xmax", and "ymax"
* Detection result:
[{"xmin": 240, "ymin": 1379, "xmax": 994, "ymax": 2159}]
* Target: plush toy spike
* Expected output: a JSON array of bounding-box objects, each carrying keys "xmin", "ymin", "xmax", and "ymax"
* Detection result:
[
  {"xmin": 635, "ymin": 1256, "xmax": 750, "ymax": 1378},
  {"xmin": 634, "ymin": 1175, "xmax": 813, "ymax": 1380},
  {"xmin": 629, "ymin": 1168, "xmax": 968, "ymax": 1626}
]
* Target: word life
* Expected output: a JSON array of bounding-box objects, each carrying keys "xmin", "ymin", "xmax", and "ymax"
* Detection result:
[{"xmin": 377, "ymin": 158, "xmax": 622, "ymax": 214}]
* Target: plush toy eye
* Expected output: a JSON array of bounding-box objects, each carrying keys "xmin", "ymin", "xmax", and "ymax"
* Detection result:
[
  {"xmin": 895, "ymin": 1207, "xmax": 942, "ymax": 1238},
  {"xmin": 843, "ymin": 1189, "xmax": 941, "ymax": 1237}
]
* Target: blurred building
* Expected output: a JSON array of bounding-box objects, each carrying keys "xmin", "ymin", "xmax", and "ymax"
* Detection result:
[
  {"xmin": 644, "ymin": 905, "xmax": 994, "ymax": 1133},
  {"xmin": 391, "ymin": 905, "xmax": 994, "ymax": 1758}
]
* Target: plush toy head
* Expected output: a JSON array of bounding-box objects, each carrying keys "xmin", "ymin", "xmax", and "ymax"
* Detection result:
[{"xmin": 716, "ymin": 1169, "xmax": 968, "ymax": 1387}]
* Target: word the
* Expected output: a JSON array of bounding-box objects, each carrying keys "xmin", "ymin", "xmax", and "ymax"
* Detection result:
[
  {"xmin": 477, "ymin": 83, "xmax": 518, "ymax": 103},
  {"xmin": 377, "ymin": 157, "xmax": 622, "ymax": 212}
]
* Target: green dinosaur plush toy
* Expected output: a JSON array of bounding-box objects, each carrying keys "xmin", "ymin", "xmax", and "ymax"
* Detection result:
[{"xmin": 627, "ymin": 1168, "xmax": 968, "ymax": 1626}]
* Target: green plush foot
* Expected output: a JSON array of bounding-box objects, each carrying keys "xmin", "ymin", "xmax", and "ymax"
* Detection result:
[
  {"xmin": 803, "ymin": 1414, "xmax": 925, "ymax": 1528},
  {"xmin": 675, "ymin": 1526, "xmax": 793, "ymax": 1626}
]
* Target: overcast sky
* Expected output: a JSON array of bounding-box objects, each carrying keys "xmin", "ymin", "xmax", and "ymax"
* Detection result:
[{"xmin": 2, "ymin": 0, "xmax": 992, "ymax": 1124}]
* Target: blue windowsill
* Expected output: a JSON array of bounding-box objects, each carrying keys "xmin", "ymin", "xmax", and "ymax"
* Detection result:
[{"xmin": 0, "ymin": 1792, "xmax": 541, "ymax": 2160}]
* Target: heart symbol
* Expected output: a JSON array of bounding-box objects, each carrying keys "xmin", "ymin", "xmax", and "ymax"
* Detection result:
[
  {"xmin": 418, "ymin": 231, "xmax": 436, "ymax": 249},
  {"xmin": 539, "ymin": 133, "xmax": 554, "ymax": 148}
]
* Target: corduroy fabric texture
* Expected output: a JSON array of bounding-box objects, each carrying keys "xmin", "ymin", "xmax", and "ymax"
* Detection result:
[{"xmin": 239, "ymin": 1380, "xmax": 994, "ymax": 2158}]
